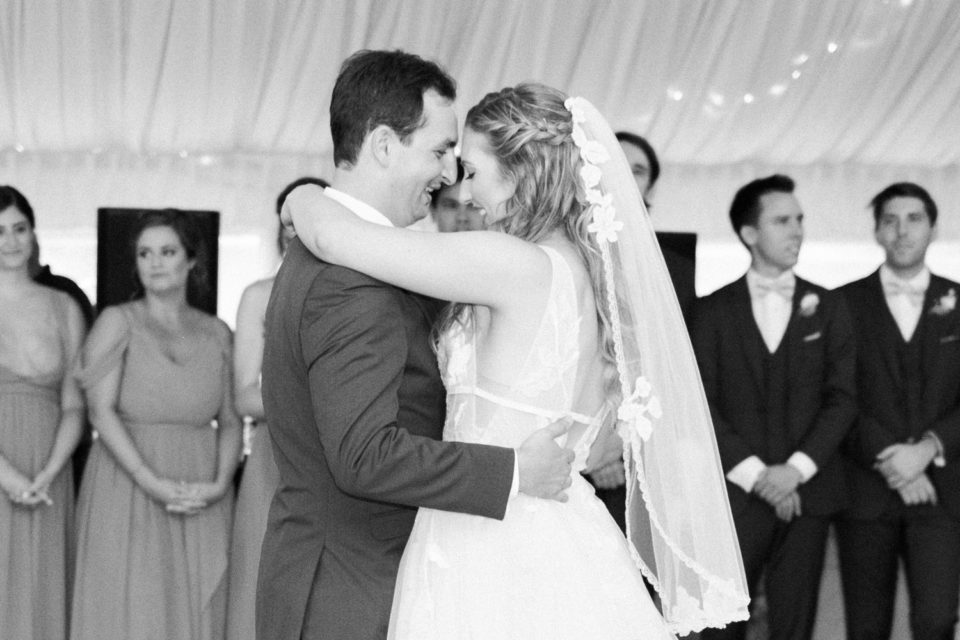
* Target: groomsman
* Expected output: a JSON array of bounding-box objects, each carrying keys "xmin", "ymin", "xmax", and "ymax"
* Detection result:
[
  {"xmin": 692, "ymin": 174, "xmax": 857, "ymax": 640},
  {"xmin": 836, "ymin": 182, "xmax": 960, "ymax": 640}
]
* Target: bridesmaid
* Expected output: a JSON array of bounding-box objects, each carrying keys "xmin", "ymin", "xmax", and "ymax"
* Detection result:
[
  {"xmin": 0, "ymin": 185, "xmax": 85, "ymax": 639},
  {"xmin": 226, "ymin": 177, "xmax": 326, "ymax": 640},
  {"xmin": 71, "ymin": 209, "xmax": 242, "ymax": 640}
]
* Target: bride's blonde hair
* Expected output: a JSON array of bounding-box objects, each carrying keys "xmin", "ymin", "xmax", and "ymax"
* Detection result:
[{"xmin": 439, "ymin": 83, "xmax": 619, "ymax": 402}]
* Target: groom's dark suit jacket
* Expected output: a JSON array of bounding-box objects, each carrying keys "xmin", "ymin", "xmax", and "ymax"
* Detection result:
[
  {"xmin": 257, "ymin": 239, "xmax": 514, "ymax": 640},
  {"xmin": 838, "ymin": 270, "xmax": 960, "ymax": 520},
  {"xmin": 690, "ymin": 275, "xmax": 857, "ymax": 518}
]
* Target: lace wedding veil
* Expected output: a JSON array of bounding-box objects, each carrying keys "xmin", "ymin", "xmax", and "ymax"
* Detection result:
[{"xmin": 565, "ymin": 97, "xmax": 750, "ymax": 634}]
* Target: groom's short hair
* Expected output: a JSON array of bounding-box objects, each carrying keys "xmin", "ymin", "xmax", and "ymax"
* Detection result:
[{"xmin": 330, "ymin": 49, "xmax": 457, "ymax": 168}]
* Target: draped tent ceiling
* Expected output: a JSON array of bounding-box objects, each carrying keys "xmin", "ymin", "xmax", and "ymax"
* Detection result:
[
  {"xmin": 4, "ymin": 0, "xmax": 960, "ymax": 163},
  {"xmin": 2, "ymin": 0, "xmax": 959, "ymax": 316}
]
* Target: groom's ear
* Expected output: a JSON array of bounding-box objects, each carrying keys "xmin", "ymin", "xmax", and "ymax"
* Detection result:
[{"xmin": 368, "ymin": 124, "xmax": 397, "ymax": 168}]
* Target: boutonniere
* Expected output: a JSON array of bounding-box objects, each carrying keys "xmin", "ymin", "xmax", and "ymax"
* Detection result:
[
  {"xmin": 798, "ymin": 292, "xmax": 820, "ymax": 318},
  {"xmin": 931, "ymin": 288, "xmax": 957, "ymax": 316}
]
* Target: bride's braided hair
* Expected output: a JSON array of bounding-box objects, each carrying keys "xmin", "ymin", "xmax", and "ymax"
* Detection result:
[
  {"xmin": 439, "ymin": 83, "xmax": 620, "ymax": 403},
  {"xmin": 466, "ymin": 84, "xmax": 579, "ymax": 242}
]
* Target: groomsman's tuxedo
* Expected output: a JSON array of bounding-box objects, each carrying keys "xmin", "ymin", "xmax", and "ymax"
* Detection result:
[
  {"xmin": 837, "ymin": 267, "xmax": 960, "ymax": 640},
  {"xmin": 692, "ymin": 271, "xmax": 857, "ymax": 640}
]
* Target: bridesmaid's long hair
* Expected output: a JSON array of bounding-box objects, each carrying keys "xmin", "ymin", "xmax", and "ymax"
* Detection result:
[{"xmin": 437, "ymin": 83, "xmax": 618, "ymax": 399}]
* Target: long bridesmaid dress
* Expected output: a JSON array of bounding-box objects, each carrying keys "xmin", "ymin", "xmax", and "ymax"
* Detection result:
[
  {"xmin": 226, "ymin": 276, "xmax": 280, "ymax": 640},
  {"xmin": 70, "ymin": 302, "xmax": 234, "ymax": 640},
  {"xmin": 0, "ymin": 294, "xmax": 76, "ymax": 639},
  {"xmin": 226, "ymin": 420, "xmax": 279, "ymax": 640}
]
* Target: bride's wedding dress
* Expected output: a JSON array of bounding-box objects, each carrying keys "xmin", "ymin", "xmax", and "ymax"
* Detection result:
[{"xmin": 388, "ymin": 246, "xmax": 674, "ymax": 640}]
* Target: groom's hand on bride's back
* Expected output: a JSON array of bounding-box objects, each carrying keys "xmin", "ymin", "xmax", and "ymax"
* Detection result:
[{"xmin": 517, "ymin": 420, "xmax": 575, "ymax": 502}]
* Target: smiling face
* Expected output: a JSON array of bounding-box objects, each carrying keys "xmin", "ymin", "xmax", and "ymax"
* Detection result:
[
  {"xmin": 388, "ymin": 90, "xmax": 459, "ymax": 227},
  {"xmin": 0, "ymin": 205, "xmax": 35, "ymax": 272},
  {"xmin": 459, "ymin": 127, "xmax": 516, "ymax": 224},
  {"xmin": 875, "ymin": 195, "xmax": 935, "ymax": 277},
  {"xmin": 135, "ymin": 225, "xmax": 195, "ymax": 296},
  {"xmin": 740, "ymin": 191, "xmax": 804, "ymax": 276}
]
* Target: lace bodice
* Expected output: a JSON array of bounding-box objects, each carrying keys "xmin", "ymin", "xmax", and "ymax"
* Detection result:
[{"xmin": 437, "ymin": 246, "xmax": 602, "ymax": 470}]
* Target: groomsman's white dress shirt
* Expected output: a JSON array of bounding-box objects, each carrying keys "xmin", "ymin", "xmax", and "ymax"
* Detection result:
[
  {"xmin": 879, "ymin": 264, "xmax": 930, "ymax": 342},
  {"xmin": 726, "ymin": 269, "xmax": 818, "ymax": 493}
]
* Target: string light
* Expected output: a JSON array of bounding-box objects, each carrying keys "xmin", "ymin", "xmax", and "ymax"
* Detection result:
[{"xmin": 743, "ymin": 93, "xmax": 755, "ymax": 104}]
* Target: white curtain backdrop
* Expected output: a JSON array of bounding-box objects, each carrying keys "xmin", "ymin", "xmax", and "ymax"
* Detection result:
[{"xmin": 2, "ymin": 0, "xmax": 959, "ymax": 322}]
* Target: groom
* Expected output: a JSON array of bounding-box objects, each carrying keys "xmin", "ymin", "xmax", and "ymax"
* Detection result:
[{"xmin": 258, "ymin": 50, "xmax": 574, "ymax": 640}]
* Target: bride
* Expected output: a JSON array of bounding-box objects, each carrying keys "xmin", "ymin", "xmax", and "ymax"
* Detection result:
[{"xmin": 283, "ymin": 83, "xmax": 748, "ymax": 638}]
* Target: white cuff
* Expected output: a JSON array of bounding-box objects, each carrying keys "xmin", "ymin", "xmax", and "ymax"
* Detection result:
[
  {"xmin": 787, "ymin": 451, "xmax": 818, "ymax": 483},
  {"xmin": 726, "ymin": 456, "xmax": 766, "ymax": 493},
  {"xmin": 510, "ymin": 452, "xmax": 520, "ymax": 497},
  {"xmin": 923, "ymin": 431, "xmax": 946, "ymax": 468}
]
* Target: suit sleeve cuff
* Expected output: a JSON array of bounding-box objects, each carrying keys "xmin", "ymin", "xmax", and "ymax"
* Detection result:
[
  {"xmin": 510, "ymin": 451, "xmax": 520, "ymax": 497},
  {"xmin": 726, "ymin": 456, "xmax": 766, "ymax": 493},
  {"xmin": 787, "ymin": 451, "xmax": 818, "ymax": 482}
]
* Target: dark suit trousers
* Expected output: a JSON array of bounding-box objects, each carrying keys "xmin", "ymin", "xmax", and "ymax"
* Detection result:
[
  {"xmin": 836, "ymin": 508, "xmax": 960, "ymax": 640},
  {"xmin": 592, "ymin": 483, "xmax": 626, "ymax": 532},
  {"xmin": 702, "ymin": 499, "xmax": 830, "ymax": 640}
]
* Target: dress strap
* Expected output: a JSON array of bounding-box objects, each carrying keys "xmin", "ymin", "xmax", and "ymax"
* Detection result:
[
  {"xmin": 76, "ymin": 304, "xmax": 133, "ymax": 390},
  {"xmin": 537, "ymin": 245, "xmax": 576, "ymax": 295}
]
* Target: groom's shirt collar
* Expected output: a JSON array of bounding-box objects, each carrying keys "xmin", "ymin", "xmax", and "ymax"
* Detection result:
[{"xmin": 324, "ymin": 187, "xmax": 394, "ymax": 228}]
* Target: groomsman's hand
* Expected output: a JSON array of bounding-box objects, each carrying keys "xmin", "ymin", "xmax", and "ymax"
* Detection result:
[
  {"xmin": 588, "ymin": 459, "xmax": 625, "ymax": 490},
  {"xmin": 897, "ymin": 473, "xmax": 938, "ymax": 506},
  {"xmin": 517, "ymin": 420, "xmax": 575, "ymax": 502},
  {"xmin": 875, "ymin": 441, "xmax": 937, "ymax": 489},
  {"xmin": 773, "ymin": 492, "xmax": 802, "ymax": 522},
  {"xmin": 585, "ymin": 428, "xmax": 624, "ymax": 475},
  {"xmin": 754, "ymin": 464, "xmax": 802, "ymax": 506}
]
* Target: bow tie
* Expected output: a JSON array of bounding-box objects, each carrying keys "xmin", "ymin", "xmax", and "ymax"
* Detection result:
[
  {"xmin": 752, "ymin": 278, "xmax": 795, "ymax": 300},
  {"xmin": 883, "ymin": 279, "xmax": 926, "ymax": 306}
]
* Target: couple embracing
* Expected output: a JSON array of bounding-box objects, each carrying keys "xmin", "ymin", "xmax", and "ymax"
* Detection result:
[{"xmin": 258, "ymin": 49, "xmax": 747, "ymax": 640}]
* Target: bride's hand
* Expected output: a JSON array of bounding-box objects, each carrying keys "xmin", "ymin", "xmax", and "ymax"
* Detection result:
[
  {"xmin": 281, "ymin": 184, "xmax": 354, "ymax": 261},
  {"xmin": 278, "ymin": 188, "xmax": 308, "ymax": 237},
  {"xmin": 281, "ymin": 184, "xmax": 333, "ymax": 238},
  {"xmin": 588, "ymin": 459, "xmax": 625, "ymax": 490}
]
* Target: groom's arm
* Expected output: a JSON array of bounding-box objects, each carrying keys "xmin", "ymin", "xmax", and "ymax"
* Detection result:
[{"xmin": 302, "ymin": 270, "xmax": 514, "ymax": 519}]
